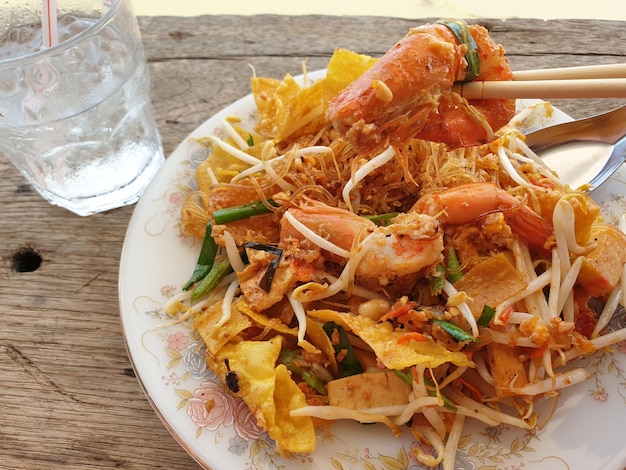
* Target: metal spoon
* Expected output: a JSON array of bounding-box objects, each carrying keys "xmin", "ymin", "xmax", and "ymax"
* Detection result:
[{"xmin": 524, "ymin": 105, "xmax": 626, "ymax": 189}]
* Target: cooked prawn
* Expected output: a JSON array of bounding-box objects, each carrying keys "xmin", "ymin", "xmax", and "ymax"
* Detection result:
[
  {"xmin": 326, "ymin": 21, "xmax": 515, "ymax": 153},
  {"xmin": 280, "ymin": 201, "xmax": 444, "ymax": 293},
  {"xmin": 413, "ymin": 182, "xmax": 556, "ymax": 255}
]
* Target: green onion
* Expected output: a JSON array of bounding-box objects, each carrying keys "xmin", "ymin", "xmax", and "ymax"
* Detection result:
[
  {"xmin": 183, "ymin": 222, "xmax": 219, "ymax": 291},
  {"xmin": 446, "ymin": 247, "xmax": 463, "ymax": 284},
  {"xmin": 477, "ymin": 305, "xmax": 496, "ymax": 326},
  {"xmin": 364, "ymin": 212, "xmax": 400, "ymax": 226},
  {"xmin": 278, "ymin": 349, "xmax": 327, "ymax": 395},
  {"xmin": 429, "ymin": 264, "xmax": 446, "ymax": 295},
  {"xmin": 433, "ymin": 319, "xmax": 478, "ymax": 343},
  {"xmin": 394, "ymin": 368, "xmax": 413, "ymax": 385},
  {"xmin": 323, "ymin": 321, "xmax": 363, "ymax": 377},
  {"xmin": 436, "ymin": 19, "xmax": 480, "ymax": 82},
  {"xmin": 191, "ymin": 258, "xmax": 234, "ymax": 301},
  {"xmin": 246, "ymin": 135, "xmax": 254, "ymax": 147},
  {"xmin": 212, "ymin": 199, "xmax": 278, "ymax": 225},
  {"xmin": 424, "ymin": 376, "xmax": 458, "ymax": 411}
]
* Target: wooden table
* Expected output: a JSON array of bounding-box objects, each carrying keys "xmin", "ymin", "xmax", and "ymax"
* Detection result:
[{"xmin": 1, "ymin": 16, "xmax": 625, "ymax": 469}]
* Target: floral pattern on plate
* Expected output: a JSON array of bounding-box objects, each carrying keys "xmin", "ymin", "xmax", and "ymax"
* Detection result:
[{"xmin": 119, "ymin": 89, "xmax": 626, "ymax": 470}]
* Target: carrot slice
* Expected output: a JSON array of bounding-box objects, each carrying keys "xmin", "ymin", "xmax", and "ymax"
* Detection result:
[{"xmin": 397, "ymin": 332, "xmax": 427, "ymax": 344}]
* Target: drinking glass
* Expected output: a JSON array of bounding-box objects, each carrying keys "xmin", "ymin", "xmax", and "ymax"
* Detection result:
[{"xmin": 0, "ymin": 0, "xmax": 164, "ymax": 216}]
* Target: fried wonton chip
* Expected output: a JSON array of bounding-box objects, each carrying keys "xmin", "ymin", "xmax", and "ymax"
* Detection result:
[
  {"xmin": 194, "ymin": 299, "xmax": 252, "ymax": 356},
  {"xmin": 252, "ymin": 74, "xmax": 326, "ymax": 141},
  {"xmin": 207, "ymin": 336, "xmax": 316, "ymax": 454},
  {"xmin": 208, "ymin": 336, "xmax": 282, "ymax": 429},
  {"xmin": 324, "ymin": 48, "xmax": 377, "ymax": 101},
  {"xmin": 251, "ymin": 48, "xmax": 377, "ymax": 142},
  {"xmin": 305, "ymin": 319, "xmax": 339, "ymax": 376},
  {"xmin": 237, "ymin": 300, "xmax": 299, "ymax": 338},
  {"xmin": 251, "ymin": 76, "xmax": 282, "ymax": 128},
  {"xmin": 454, "ymin": 252, "xmax": 527, "ymax": 317},
  {"xmin": 273, "ymin": 364, "xmax": 316, "ymax": 454},
  {"xmin": 308, "ymin": 309, "xmax": 472, "ymax": 369},
  {"xmin": 275, "ymin": 76, "xmax": 326, "ymax": 140}
]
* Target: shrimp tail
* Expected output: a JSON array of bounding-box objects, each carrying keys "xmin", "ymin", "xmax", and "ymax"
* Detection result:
[{"xmin": 505, "ymin": 207, "xmax": 556, "ymax": 255}]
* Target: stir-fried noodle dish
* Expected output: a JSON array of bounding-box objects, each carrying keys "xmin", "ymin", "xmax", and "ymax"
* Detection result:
[{"xmin": 167, "ymin": 20, "xmax": 626, "ymax": 467}]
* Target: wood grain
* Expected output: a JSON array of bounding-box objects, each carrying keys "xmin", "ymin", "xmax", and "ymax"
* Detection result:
[{"xmin": 0, "ymin": 16, "xmax": 624, "ymax": 469}]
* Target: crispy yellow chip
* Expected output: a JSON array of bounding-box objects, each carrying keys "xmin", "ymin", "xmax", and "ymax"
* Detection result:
[
  {"xmin": 207, "ymin": 336, "xmax": 315, "ymax": 454},
  {"xmin": 324, "ymin": 48, "xmax": 378, "ymax": 101},
  {"xmin": 209, "ymin": 336, "xmax": 284, "ymax": 431},
  {"xmin": 251, "ymin": 76, "xmax": 283, "ymax": 137},
  {"xmin": 250, "ymin": 49, "xmax": 376, "ymax": 142},
  {"xmin": 274, "ymin": 77, "xmax": 325, "ymax": 140},
  {"xmin": 251, "ymin": 77, "xmax": 282, "ymax": 117},
  {"xmin": 454, "ymin": 252, "xmax": 526, "ymax": 317},
  {"xmin": 308, "ymin": 309, "xmax": 472, "ymax": 369},
  {"xmin": 305, "ymin": 319, "xmax": 338, "ymax": 376},
  {"xmin": 272, "ymin": 364, "xmax": 316, "ymax": 453},
  {"xmin": 252, "ymin": 74, "xmax": 305, "ymax": 139},
  {"xmin": 194, "ymin": 300, "xmax": 252, "ymax": 356},
  {"xmin": 237, "ymin": 301, "xmax": 298, "ymax": 338},
  {"xmin": 253, "ymin": 74, "xmax": 326, "ymax": 141}
]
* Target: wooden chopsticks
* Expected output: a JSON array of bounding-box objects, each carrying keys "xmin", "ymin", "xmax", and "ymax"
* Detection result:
[
  {"xmin": 453, "ymin": 63, "xmax": 626, "ymax": 99},
  {"xmin": 512, "ymin": 63, "xmax": 626, "ymax": 80}
]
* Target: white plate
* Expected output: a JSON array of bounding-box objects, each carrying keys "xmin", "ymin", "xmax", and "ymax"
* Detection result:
[{"xmin": 119, "ymin": 72, "xmax": 626, "ymax": 470}]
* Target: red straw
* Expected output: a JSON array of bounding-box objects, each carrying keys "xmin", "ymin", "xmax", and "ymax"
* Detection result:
[{"xmin": 42, "ymin": 0, "xmax": 58, "ymax": 48}]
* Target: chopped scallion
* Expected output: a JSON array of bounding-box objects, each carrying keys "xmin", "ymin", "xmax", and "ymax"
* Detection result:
[
  {"xmin": 394, "ymin": 369, "xmax": 457, "ymax": 411},
  {"xmin": 278, "ymin": 349, "xmax": 327, "ymax": 395},
  {"xmin": 433, "ymin": 319, "xmax": 478, "ymax": 343},
  {"xmin": 323, "ymin": 321, "xmax": 363, "ymax": 377},
  {"xmin": 212, "ymin": 199, "xmax": 278, "ymax": 225},
  {"xmin": 429, "ymin": 264, "xmax": 446, "ymax": 295},
  {"xmin": 477, "ymin": 305, "xmax": 496, "ymax": 326},
  {"xmin": 446, "ymin": 247, "xmax": 463, "ymax": 284},
  {"xmin": 364, "ymin": 212, "xmax": 400, "ymax": 226},
  {"xmin": 191, "ymin": 258, "xmax": 234, "ymax": 301},
  {"xmin": 424, "ymin": 376, "xmax": 458, "ymax": 411},
  {"xmin": 183, "ymin": 222, "xmax": 218, "ymax": 291}
]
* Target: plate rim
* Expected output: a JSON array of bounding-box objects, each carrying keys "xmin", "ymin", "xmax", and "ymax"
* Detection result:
[{"xmin": 118, "ymin": 73, "xmax": 626, "ymax": 470}]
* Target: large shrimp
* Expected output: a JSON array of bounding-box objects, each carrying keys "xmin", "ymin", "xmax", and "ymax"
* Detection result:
[
  {"xmin": 237, "ymin": 203, "xmax": 444, "ymax": 310},
  {"xmin": 280, "ymin": 202, "xmax": 444, "ymax": 293},
  {"xmin": 413, "ymin": 182, "xmax": 556, "ymax": 255},
  {"xmin": 326, "ymin": 21, "xmax": 515, "ymax": 153}
]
